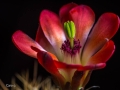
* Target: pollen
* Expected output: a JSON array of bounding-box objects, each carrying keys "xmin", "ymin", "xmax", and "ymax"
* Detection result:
[{"xmin": 61, "ymin": 39, "xmax": 81, "ymax": 56}]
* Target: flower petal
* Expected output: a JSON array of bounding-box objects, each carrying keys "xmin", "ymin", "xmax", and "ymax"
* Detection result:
[
  {"xmin": 40, "ymin": 10, "xmax": 66, "ymax": 59},
  {"xmin": 69, "ymin": 5, "xmax": 95, "ymax": 47},
  {"xmin": 12, "ymin": 30, "xmax": 45, "ymax": 58},
  {"xmin": 54, "ymin": 60, "xmax": 106, "ymax": 70},
  {"xmin": 59, "ymin": 2, "xmax": 78, "ymax": 23},
  {"xmin": 37, "ymin": 51, "xmax": 59, "ymax": 75},
  {"xmin": 87, "ymin": 40, "xmax": 115, "ymax": 65},
  {"xmin": 71, "ymin": 70, "xmax": 92, "ymax": 89},
  {"xmin": 71, "ymin": 71, "xmax": 84, "ymax": 90},
  {"xmin": 35, "ymin": 26, "xmax": 56, "ymax": 55},
  {"xmin": 82, "ymin": 13, "xmax": 119, "ymax": 65},
  {"xmin": 37, "ymin": 51, "xmax": 65, "ymax": 86}
]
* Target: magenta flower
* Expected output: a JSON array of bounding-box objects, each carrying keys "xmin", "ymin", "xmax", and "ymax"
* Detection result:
[{"xmin": 12, "ymin": 3, "xmax": 119, "ymax": 90}]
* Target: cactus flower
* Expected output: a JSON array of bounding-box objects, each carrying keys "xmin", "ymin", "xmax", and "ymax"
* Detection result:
[{"xmin": 12, "ymin": 3, "xmax": 119, "ymax": 90}]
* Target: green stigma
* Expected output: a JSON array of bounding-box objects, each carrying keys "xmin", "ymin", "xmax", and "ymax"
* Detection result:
[
  {"xmin": 64, "ymin": 21, "xmax": 76, "ymax": 48},
  {"xmin": 64, "ymin": 21, "xmax": 76, "ymax": 38}
]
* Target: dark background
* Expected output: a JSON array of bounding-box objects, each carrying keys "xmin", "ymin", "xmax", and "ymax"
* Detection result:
[{"xmin": 0, "ymin": 1, "xmax": 120, "ymax": 90}]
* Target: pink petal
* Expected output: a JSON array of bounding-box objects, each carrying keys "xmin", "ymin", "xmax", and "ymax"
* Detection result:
[
  {"xmin": 87, "ymin": 40, "xmax": 115, "ymax": 65},
  {"xmin": 69, "ymin": 5, "xmax": 95, "ymax": 48},
  {"xmin": 37, "ymin": 51, "xmax": 65, "ymax": 86},
  {"xmin": 40, "ymin": 10, "xmax": 66, "ymax": 58},
  {"xmin": 12, "ymin": 30, "xmax": 45, "ymax": 58},
  {"xmin": 35, "ymin": 26, "xmax": 56, "ymax": 55},
  {"xmin": 82, "ymin": 13, "xmax": 119, "ymax": 64},
  {"xmin": 54, "ymin": 60, "xmax": 106, "ymax": 70},
  {"xmin": 59, "ymin": 2, "xmax": 78, "ymax": 23}
]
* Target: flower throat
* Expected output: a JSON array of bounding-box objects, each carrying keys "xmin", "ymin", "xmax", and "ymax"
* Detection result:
[{"xmin": 61, "ymin": 21, "xmax": 81, "ymax": 56}]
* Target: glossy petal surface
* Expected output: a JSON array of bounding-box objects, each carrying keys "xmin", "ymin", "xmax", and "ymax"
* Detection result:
[
  {"xmin": 82, "ymin": 13, "xmax": 119, "ymax": 65},
  {"xmin": 87, "ymin": 40, "xmax": 115, "ymax": 64},
  {"xmin": 70, "ymin": 5, "xmax": 95, "ymax": 48},
  {"xmin": 35, "ymin": 26, "xmax": 56, "ymax": 55},
  {"xmin": 59, "ymin": 2, "xmax": 78, "ymax": 23},
  {"xmin": 12, "ymin": 30, "xmax": 45, "ymax": 58},
  {"xmin": 40, "ymin": 10, "xmax": 66, "ymax": 58}
]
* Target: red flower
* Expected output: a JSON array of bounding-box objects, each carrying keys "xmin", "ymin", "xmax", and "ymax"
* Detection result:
[{"xmin": 12, "ymin": 3, "xmax": 119, "ymax": 90}]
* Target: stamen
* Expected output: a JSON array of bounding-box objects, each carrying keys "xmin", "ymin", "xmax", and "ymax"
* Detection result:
[{"xmin": 61, "ymin": 39, "xmax": 81, "ymax": 56}]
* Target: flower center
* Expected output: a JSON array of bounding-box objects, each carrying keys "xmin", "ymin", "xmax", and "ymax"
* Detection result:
[
  {"xmin": 61, "ymin": 39, "xmax": 81, "ymax": 56},
  {"xmin": 61, "ymin": 21, "xmax": 81, "ymax": 56}
]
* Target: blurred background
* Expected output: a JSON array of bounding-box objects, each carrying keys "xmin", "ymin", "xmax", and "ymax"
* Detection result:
[{"xmin": 0, "ymin": 0, "xmax": 120, "ymax": 90}]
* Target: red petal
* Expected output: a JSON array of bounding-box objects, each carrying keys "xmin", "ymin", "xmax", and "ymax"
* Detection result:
[
  {"xmin": 54, "ymin": 60, "xmax": 106, "ymax": 70},
  {"xmin": 12, "ymin": 30, "xmax": 45, "ymax": 58},
  {"xmin": 70, "ymin": 5, "xmax": 95, "ymax": 47},
  {"xmin": 59, "ymin": 2, "xmax": 78, "ymax": 23},
  {"xmin": 40, "ymin": 10, "xmax": 66, "ymax": 58},
  {"xmin": 87, "ymin": 40, "xmax": 115, "ymax": 64},
  {"xmin": 35, "ymin": 26, "xmax": 56, "ymax": 55},
  {"xmin": 37, "ymin": 51, "xmax": 65, "ymax": 86},
  {"xmin": 82, "ymin": 13, "xmax": 119, "ymax": 64},
  {"xmin": 37, "ymin": 51, "xmax": 58, "ymax": 74}
]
